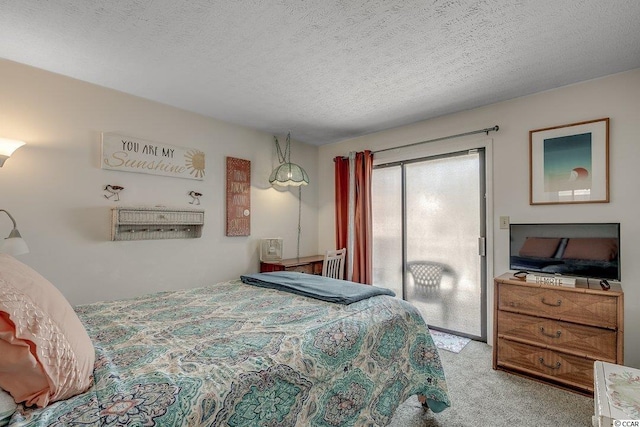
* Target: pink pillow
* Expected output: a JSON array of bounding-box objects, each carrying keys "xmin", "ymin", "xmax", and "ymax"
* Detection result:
[
  {"xmin": 562, "ymin": 238, "xmax": 618, "ymax": 261},
  {"xmin": 0, "ymin": 254, "xmax": 94, "ymax": 407},
  {"xmin": 518, "ymin": 237, "xmax": 561, "ymax": 258}
]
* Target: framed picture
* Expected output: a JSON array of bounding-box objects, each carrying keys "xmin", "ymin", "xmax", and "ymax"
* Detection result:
[{"xmin": 529, "ymin": 118, "xmax": 609, "ymax": 205}]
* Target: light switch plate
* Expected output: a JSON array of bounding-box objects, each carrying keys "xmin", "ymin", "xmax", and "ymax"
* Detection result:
[{"xmin": 499, "ymin": 216, "xmax": 510, "ymax": 229}]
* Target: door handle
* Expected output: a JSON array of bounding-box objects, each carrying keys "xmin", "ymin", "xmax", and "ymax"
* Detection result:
[{"xmin": 478, "ymin": 237, "xmax": 486, "ymax": 257}]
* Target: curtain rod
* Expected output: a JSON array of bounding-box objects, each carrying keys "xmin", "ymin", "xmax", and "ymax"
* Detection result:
[{"xmin": 373, "ymin": 125, "xmax": 499, "ymax": 154}]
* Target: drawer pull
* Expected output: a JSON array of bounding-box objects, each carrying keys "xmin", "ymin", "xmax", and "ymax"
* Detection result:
[
  {"xmin": 539, "ymin": 327, "xmax": 561, "ymax": 338},
  {"xmin": 541, "ymin": 298, "xmax": 562, "ymax": 307},
  {"xmin": 538, "ymin": 358, "xmax": 561, "ymax": 370}
]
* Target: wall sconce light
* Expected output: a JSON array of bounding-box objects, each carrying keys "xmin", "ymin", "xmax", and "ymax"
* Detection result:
[
  {"xmin": 0, "ymin": 138, "xmax": 26, "ymax": 167},
  {"xmin": 0, "ymin": 209, "xmax": 29, "ymax": 256},
  {"xmin": 269, "ymin": 133, "xmax": 309, "ymax": 187}
]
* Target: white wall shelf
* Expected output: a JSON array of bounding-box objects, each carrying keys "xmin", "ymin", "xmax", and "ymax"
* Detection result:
[{"xmin": 111, "ymin": 206, "xmax": 204, "ymax": 241}]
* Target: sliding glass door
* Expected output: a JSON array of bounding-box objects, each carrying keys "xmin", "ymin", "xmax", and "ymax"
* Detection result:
[
  {"xmin": 372, "ymin": 166, "xmax": 403, "ymax": 297},
  {"xmin": 372, "ymin": 149, "xmax": 486, "ymax": 340}
]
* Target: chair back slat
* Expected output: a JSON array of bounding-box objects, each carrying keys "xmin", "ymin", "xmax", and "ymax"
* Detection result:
[{"xmin": 322, "ymin": 248, "xmax": 346, "ymax": 280}]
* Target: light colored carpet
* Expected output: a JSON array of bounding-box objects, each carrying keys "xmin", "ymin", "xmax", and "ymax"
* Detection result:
[{"xmin": 389, "ymin": 340, "xmax": 594, "ymax": 426}]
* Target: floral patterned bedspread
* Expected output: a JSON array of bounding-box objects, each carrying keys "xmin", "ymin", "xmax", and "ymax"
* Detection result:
[{"xmin": 9, "ymin": 280, "xmax": 450, "ymax": 426}]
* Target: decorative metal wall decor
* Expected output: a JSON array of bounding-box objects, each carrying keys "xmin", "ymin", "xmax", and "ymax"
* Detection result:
[
  {"xmin": 101, "ymin": 132, "xmax": 205, "ymax": 181},
  {"xmin": 188, "ymin": 191, "xmax": 202, "ymax": 205},
  {"xmin": 104, "ymin": 185, "xmax": 125, "ymax": 201}
]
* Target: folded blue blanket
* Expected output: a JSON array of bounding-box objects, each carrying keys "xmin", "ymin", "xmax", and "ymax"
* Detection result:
[{"xmin": 240, "ymin": 272, "xmax": 395, "ymax": 304}]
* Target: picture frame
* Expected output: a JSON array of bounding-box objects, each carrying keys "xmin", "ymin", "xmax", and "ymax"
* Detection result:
[{"xmin": 529, "ymin": 118, "xmax": 609, "ymax": 205}]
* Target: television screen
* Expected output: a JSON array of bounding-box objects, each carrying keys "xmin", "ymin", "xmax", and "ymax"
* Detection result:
[{"xmin": 509, "ymin": 223, "xmax": 620, "ymax": 281}]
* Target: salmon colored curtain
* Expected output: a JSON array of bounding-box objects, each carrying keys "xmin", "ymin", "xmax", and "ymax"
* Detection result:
[
  {"xmin": 334, "ymin": 157, "xmax": 349, "ymax": 252},
  {"xmin": 333, "ymin": 150, "xmax": 373, "ymax": 284}
]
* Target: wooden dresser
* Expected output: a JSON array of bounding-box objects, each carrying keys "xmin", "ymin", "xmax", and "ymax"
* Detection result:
[{"xmin": 493, "ymin": 273, "xmax": 623, "ymax": 395}]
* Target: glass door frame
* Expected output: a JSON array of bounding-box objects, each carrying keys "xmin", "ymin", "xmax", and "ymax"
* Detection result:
[{"xmin": 372, "ymin": 137, "xmax": 494, "ymax": 342}]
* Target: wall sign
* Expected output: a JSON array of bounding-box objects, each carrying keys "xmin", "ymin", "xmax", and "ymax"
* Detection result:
[
  {"xmin": 226, "ymin": 157, "xmax": 251, "ymax": 236},
  {"xmin": 101, "ymin": 132, "xmax": 205, "ymax": 180}
]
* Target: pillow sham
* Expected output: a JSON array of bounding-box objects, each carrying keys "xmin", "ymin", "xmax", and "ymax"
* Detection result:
[
  {"xmin": 0, "ymin": 388, "xmax": 16, "ymax": 427},
  {"xmin": 518, "ymin": 237, "xmax": 561, "ymax": 258},
  {"xmin": 0, "ymin": 254, "xmax": 94, "ymax": 408},
  {"xmin": 562, "ymin": 238, "xmax": 618, "ymax": 261}
]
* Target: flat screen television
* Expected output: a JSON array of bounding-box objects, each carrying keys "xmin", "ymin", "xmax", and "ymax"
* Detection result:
[{"xmin": 509, "ymin": 223, "xmax": 620, "ymax": 281}]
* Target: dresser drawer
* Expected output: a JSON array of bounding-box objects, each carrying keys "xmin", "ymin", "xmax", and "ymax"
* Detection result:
[
  {"xmin": 496, "ymin": 338, "xmax": 594, "ymax": 392},
  {"xmin": 497, "ymin": 311, "xmax": 617, "ymax": 362},
  {"xmin": 497, "ymin": 283, "xmax": 618, "ymax": 328}
]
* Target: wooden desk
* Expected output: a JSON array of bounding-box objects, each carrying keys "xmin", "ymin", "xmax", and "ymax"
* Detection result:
[{"xmin": 260, "ymin": 255, "xmax": 324, "ymax": 275}]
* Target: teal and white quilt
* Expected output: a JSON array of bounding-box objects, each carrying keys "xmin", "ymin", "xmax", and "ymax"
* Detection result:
[{"xmin": 8, "ymin": 279, "xmax": 450, "ymax": 426}]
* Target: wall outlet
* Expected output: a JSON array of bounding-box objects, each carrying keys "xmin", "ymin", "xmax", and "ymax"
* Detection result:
[{"xmin": 499, "ymin": 216, "xmax": 510, "ymax": 229}]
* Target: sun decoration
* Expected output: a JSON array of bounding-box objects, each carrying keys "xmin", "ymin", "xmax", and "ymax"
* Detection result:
[{"xmin": 185, "ymin": 149, "xmax": 205, "ymax": 178}]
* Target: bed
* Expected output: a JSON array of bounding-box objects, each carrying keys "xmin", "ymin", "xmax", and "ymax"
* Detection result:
[{"xmin": 1, "ymin": 263, "xmax": 450, "ymax": 426}]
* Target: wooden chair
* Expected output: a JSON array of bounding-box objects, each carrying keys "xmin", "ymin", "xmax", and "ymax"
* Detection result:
[{"xmin": 322, "ymin": 248, "xmax": 346, "ymax": 280}]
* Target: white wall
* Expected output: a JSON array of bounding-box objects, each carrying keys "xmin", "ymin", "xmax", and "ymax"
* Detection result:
[
  {"xmin": 0, "ymin": 59, "xmax": 318, "ymax": 305},
  {"xmin": 317, "ymin": 68, "xmax": 640, "ymax": 368}
]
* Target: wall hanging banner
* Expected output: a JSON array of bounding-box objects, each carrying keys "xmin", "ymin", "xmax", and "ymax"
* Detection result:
[
  {"xmin": 225, "ymin": 156, "xmax": 251, "ymax": 236},
  {"xmin": 101, "ymin": 132, "xmax": 205, "ymax": 180}
]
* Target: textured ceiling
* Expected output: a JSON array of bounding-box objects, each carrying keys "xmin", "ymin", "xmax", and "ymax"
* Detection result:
[{"xmin": 1, "ymin": 1, "xmax": 639, "ymax": 145}]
